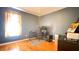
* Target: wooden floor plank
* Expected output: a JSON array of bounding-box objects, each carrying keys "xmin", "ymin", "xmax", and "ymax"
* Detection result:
[{"xmin": 0, "ymin": 39, "xmax": 57, "ymax": 51}]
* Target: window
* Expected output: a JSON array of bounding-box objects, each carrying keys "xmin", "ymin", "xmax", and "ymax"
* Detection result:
[{"xmin": 5, "ymin": 11, "xmax": 22, "ymax": 37}]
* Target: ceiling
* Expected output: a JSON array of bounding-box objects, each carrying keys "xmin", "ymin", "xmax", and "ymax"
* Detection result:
[{"xmin": 18, "ymin": 7, "xmax": 65, "ymax": 16}]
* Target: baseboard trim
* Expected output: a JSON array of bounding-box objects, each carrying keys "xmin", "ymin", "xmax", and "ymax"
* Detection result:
[{"xmin": 0, "ymin": 38, "xmax": 29, "ymax": 46}]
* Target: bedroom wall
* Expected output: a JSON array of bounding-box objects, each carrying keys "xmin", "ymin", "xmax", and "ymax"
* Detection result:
[
  {"xmin": 0, "ymin": 7, "xmax": 39, "ymax": 43},
  {"xmin": 21, "ymin": 11, "xmax": 39, "ymax": 38},
  {"xmin": 1, "ymin": 7, "xmax": 79, "ymax": 43},
  {"xmin": 39, "ymin": 7, "xmax": 79, "ymax": 35},
  {"xmin": 0, "ymin": 8, "xmax": 5, "ymax": 41}
]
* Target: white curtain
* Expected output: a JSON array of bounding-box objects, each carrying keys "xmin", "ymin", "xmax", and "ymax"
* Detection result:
[{"xmin": 5, "ymin": 10, "xmax": 22, "ymax": 37}]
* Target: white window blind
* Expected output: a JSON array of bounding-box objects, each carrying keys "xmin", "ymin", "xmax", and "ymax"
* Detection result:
[{"xmin": 5, "ymin": 11, "xmax": 22, "ymax": 37}]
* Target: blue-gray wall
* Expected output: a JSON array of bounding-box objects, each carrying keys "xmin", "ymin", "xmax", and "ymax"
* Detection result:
[
  {"xmin": 0, "ymin": 7, "xmax": 39, "ymax": 43},
  {"xmin": 1, "ymin": 7, "xmax": 79, "ymax": 43},
  {"xmin": 39, "ymin": 7, "xmax": 79, "ymax": 35},
  {"xmin": 21, "ymin": 10, "xmax": 39, "ymax": 38},
  {"xmin": 0, "ymin": 8, "xmax": 5, "ymax": 41}
]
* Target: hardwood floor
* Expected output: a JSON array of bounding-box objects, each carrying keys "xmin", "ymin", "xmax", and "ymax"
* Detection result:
[{"xmin": 0, "ymin": 38, "xmax": 58, "ymax": 51}]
